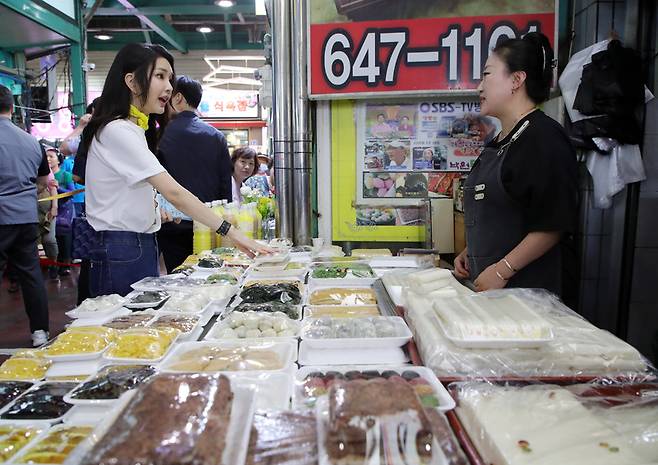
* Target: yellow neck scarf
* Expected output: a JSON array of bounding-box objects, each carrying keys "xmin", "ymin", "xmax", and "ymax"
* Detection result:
[{"xmin": 129, "ymin": 104, "xmax": 149, "ymax": 130}]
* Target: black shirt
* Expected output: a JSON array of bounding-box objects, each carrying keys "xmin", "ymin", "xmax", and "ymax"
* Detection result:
[
  {"xmin": 156, "ymin": 111, "xmax": 232, "ymax": 203},
  {"xmin": 488, "ymin": 110, "xmax": 578, "ymax": 233}
]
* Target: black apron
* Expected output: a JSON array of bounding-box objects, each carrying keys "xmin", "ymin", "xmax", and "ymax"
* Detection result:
[{"xmin": 464, "ymin": 137, "xmax": 562, "ymax": 296}]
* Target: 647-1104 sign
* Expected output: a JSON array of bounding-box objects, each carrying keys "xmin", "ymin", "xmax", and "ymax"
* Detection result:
[{"xmin": 309, "ymin": 13, "xmax": 556, "ymax": 98}]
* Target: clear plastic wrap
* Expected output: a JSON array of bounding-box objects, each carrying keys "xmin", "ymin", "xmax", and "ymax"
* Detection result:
[
  {"xmin": 0, "ymin": 424, "xmax": 44, "ymax": 462},
  {"xmin": 205, "ymin": 272, "xmax": 239, "ymax": 285},
  {"xmin": 0, "ymin": 381, "xmax": 33, "ymax": 408},
  {"xmin": 239, "ymin": 282, "xmax": 303, "ymax": 305},
  {"xmin": 148, "ymin": 314, "xmax": 200, "ymax": 334},
  {"xmin": 124, "ymin": 290, "xmax": 169, "ymax": 308},
  {"xmin": 14, "ymin": 425, "xmax": 93, "ymax": 464},
  {"xmin": 307, "ymin": 288, "xmax": 377, "ymax": 306},
  {"xmin": 0, "ymin": 382, "xmax": 77, "ymax": 420},
  {"xmin": 310, "ymin": 263, "xmax": 376, "ymax": 280},
  {"xmin": 105, "ymin": 327, "xmax": 179, "ymax": 361},
  {"xmin": 406, "ymin": 289, "xmax": 653, "ymax": 381},
  {"xmin": 304, "ymin": 305, "xmax": 381, "ymax": 319},
  {"xmin": 232, "ymin": 302, "xmax": 301, "ymax": 320},
  {"xmin": 453, "ymin": 380, "xmax": 658, "ymax": 465},
  {"xmin": 159, "ymin": 291, "xmax": 210, "ymax": 314},
  {"xmin": 69, "ymin": 294, "xmax": 126, "ymax": 316},
  {"xmin": 66, "ymin": 365, "xmax": 156, "ymax": 402},
  {"xmin": 0, "ymin": 352, "xmax": 52, "ymax": 381},
  {"xmin": 301, "ymin": 317, "xmax": 410, "ymax": 348},
  {"xmin": 162, "ymin": 343, "xmax": 287, "ymax": 372},
  {"xmin": 44, "ymin": 326, "xmax": 117, "ymax": 357},
  {"xmin": 208, "ymin": 312, "xmax": 299, "ymax": 339},
  {"xmin": 246, "ymin": 410, "xmax": 318, "ymax": 465},
  {"xmin": 103, "ymin": 312, "xmax": 155, "ymax": 330},
  {"xmin": 316, "ymin": 378, "xmax": 468, "ymax": 465},
  {"xmin": 73, "ymin": 374, "xmax": 254, "ymax": 465}
]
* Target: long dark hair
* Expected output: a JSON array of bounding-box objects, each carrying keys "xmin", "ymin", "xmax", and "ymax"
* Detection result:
[
  {"xmin": 493, "ymin": 32, "xmax": 554, "ymax": 104},
  {"xmin": 82, "ymin": 43, "xmax": 175, "ymax": 153}
]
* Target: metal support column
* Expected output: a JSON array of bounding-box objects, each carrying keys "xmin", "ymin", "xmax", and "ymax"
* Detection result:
[
  {"xmin": 291, "ymin": 0, "xmax": 313, "ymax": 245},
  {"xmin": 271, "ymin": 0, "xmax": 294, "ymax": 239},
  {"xmin": 69, "ymin": 0, "xmax": 87, "ymax": 119}
]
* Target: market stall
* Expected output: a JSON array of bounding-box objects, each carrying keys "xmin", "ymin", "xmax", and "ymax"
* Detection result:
[{"xmin": 0, "ymin": 241, "xmax": 655, "ymax": 465}]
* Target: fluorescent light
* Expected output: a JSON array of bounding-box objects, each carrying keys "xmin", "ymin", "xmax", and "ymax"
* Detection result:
[
  {"xmin": 216, "ymin": 0, "xmax": 234, "ymax": 7},
  {"xmin": 94, "ymin": 34, "xmax": 113, "ymax": 41},
  {"xmin": 196, "ymin": 26, "xmax": 214, "ymax": 33}
]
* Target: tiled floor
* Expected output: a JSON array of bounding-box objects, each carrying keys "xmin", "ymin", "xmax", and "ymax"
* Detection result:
[{"xmin": 0, "ymin": 268, "xmax": 78, "ymax": 349}]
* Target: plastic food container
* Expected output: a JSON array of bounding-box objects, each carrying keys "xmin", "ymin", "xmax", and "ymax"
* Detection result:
[{"xmin": 300, "ymin": 316, "xmax": 412, "ymax": 349}]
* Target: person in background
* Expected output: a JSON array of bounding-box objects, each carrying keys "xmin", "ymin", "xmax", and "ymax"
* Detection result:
[
  {"xmin": 453, "ymin": 32, "xmax": 577, "ymax": 296},
  {"xmin": 0, "ymin": 84, "xmax": 50, "ymax": 346},
  {"xmin": 245, "ymin": 152, "xmax": 273, "ymax": 196},
  {"xmin": 231, "ymin": 146, "xmax": 259, "ymax": 205},
  {"xmin": 385, "ymin": 140, "xmax": 411, "ymax": 170},
  {"xmin": 46, "ymin": 147, "xmax": 75, "ymax": 276},
  {"xmin": 156, "ymin": 75, "xmax": 232, "ymax": 272},
  {"xmin": 60, "ymin": 99, "xmax": 98, "ymax": 217},
  {"xmin": 36, "ymin": 154, "xmax": 59, "ymax": 279},
  {"xmin": 82, "ymin": 43, "xmax": 271, "ymax": 297}
]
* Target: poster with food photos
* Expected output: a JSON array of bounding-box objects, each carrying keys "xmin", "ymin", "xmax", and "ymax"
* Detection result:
[{"xmin": 356, "ymin": 101, "xmax": 499, "ymax": 208}]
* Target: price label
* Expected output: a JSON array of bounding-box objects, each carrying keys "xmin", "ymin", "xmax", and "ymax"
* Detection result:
[{"xmin": 310, "ymin": 13, "xmax": 555, "ymax": 98}]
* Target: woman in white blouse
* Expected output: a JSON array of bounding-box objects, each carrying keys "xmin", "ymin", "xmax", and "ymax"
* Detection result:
[{"xmin": 83, "ymin": 43, "xmax": 271, "ymax": 296}]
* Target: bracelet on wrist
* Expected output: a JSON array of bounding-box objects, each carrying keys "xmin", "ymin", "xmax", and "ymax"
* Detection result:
[
  {"xmin": 502, "ymin": 257, "xmax": 517, "ymax": 273},
  {"xmin": 495, "ymin": 270, "xmax": 508, "ymax": 282}
]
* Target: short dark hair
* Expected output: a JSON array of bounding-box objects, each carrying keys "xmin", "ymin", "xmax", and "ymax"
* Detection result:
[
  {"xmin": 175, "ymin": 75, "xmax": 203, "ymax": 108},
  {"xmin": 0, "ymin": 84, "xmax": 14, "ymax": 114},
  {"xmin": 231, "ymin": 146, "xmax": 259, "ymax": 176},
  {"xmin": 493, "ymin": 32, "xmax": 554, "ymax": 104}
]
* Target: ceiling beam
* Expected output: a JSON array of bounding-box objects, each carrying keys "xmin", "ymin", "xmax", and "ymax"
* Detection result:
[
  {"xmin": 224, "ymin": 14, "xmax": 232, "ymax": 49},
  {"xmin": 139, "ymin": 19, "xmax": 151, "ymax": 44},
  {"xmin": 115, "ymin": 0, "xmax": 187, "ymax": 52},
  {"xmin": 84, "ymin": 0, "xmax": 104, "ymax": 26},
  {"xmin": 91, "ymin": 5, "xmax": 255, "ymax": 16},
  {"xmin": 0, "ymin": 0, "xmax": 80, "ymax": 42}
]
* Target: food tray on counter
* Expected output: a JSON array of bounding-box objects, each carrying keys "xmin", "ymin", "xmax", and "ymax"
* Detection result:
[
  {"xmin": 65, "ymin": 379, "xmax": 256, "ymax": 465},
  {"xmin": 206, "ymin": 312, "xmax": 300, "ymax": 340},
  {"xmin": 307, "ymin": 263, "xmax": 377, "ymax": 287},
  {"xmin": 247, "ymin": 261, "xmax": 308, "ymax": 279},
  {"xmin": 0, "ymin": 423, "xmax": 47, "ymax": 462},
  {"xmin": 304, "ymin": 285, "xmax": 377, "ymax": 306},
  {"xmin": 101, "ymin": 328, "xmax": 179, "ymax": 364},
  {"xmin": 65, "ymin": 295, "xmax": 127, "ymax": 319},
  {"xmin": 300, "ymin": 316, "xmax": 412, "ymax": 349},
  {"xmin": 303, "ymin": 304, "xmax": 381, "ymax": 319},
  {"xmin": 160, "ymin": 340, "xmax": 297, "ymax": 374},
  {"xmin": 431, "ymin": 295, "xmax": 554, "ymax": 349},
  {"xmin": 298, "ymin": 341, "xmax": 409, "ymax": 366},
  {"xmin": 10, "ymin": 423, "xmax": 95, "ymax": 465},
  {"xmin": 42, "ymin": 327, "xmax": 118, "ymax": 362},
  {"xmin": 226, "ymin": 371, "xmax": 293, "ymax": 410},
  {"xmin": 224, "ymin": 302, "xmax": 303, "ymax": 321},
  {"xmin": 294, "ymin": 365, "xmax": 455, "ymax": 412},
  {"xmin": 123, "ymin": 290, "xmax": 169, "ymax": 309},
  {"xmin": 63, "ymin": 365, "xmax": 157, "ymax": 406},
  {"xmin": 0, "ymin": 382, "xmax": 78, "ymax": 425}
]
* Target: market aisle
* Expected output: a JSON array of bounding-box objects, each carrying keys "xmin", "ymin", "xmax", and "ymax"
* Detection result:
[{"xmin": 0, "ymin": 268, "xmax": 77, "ymax": 349}]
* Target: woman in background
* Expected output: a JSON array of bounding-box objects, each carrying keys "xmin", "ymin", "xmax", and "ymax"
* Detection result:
[{"xmin": 231, "ymin": 146, "xmax": 259, "ymax": 204}]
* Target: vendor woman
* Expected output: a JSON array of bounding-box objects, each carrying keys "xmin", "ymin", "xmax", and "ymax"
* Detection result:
[{"xmin": 453, "ymin": 32, "xmax": 577, "ymax": 296}]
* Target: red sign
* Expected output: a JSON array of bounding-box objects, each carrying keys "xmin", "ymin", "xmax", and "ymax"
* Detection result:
[{"xmin": 309, "ymin": 13, "xmax": 555, "ymax": 98}]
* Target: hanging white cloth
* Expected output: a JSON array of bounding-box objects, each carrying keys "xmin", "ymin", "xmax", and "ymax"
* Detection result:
[{"xmin": 586, "ymin": 144, "xmax": 646, "ymax": 209}]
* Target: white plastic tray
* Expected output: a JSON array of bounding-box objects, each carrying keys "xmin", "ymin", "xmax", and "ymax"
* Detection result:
[
  {"xmin": 0, "ymin": 382, "xmax": 77, "ymax": 425},
  {"xmin": 62, "ymin": 365, "xmax": 157, "ymax": 408},
  {"xmin": 254, "ymin": 251, "xmax": 290, "ymax": 265},
  {"xmin": 205, "ymin": 317, "xmax": 300, "ymax": 341},
  {"xmin": 45, "ymin": 359, "xmax": 102, "ymax": 379},
  {"xmin": 65, "ymin": 301, "xmax": 127, "ymax": 320},
  {"xmin": 101, "ymin": 332, "xmax": 179, "ymax": 364},
  {"xmin": 227, "ymin": 371, "xmax": 293, "ymax": 410},
  {"xmin": 224, "ymin": 302, "xmax": 303, "ymax": 321},
  {"xmin": 42, "ymin": 346, "xmax": 109, "ymax": 363},
  {"xmin": 67, "ymin": 308, "xmax": 131, "ymax": 328},
  {"xmin": 304, "ymin": 283, "xmax": 376, "ymax": 305},
  {"xmin": 302, "ymin": 305, "xmax": 382, "ymax": 319},
  {"xmin": 298, "ymin": 342, "xmax": 409, "ymax": 366},
  {"xmin": 160, "ymin": 340, "xmax": 297, "ymax": 374},
  {"xmin": 0, "ymin": 422, "xmax": 48, "ymax": 461},
  {"xmin": 300, "ymin": 316, "xmax": 412, "ymax": 349},
  {"xmin": 61, "ymin": 404, "xmax": 112, "ymax": 425},
  {"xmin": 294, "ymin": 365, "xmax": 455, "ymax": 412},
  {"xmin": 10, "ymin": 422, "xmax": 96, "ymax": 465},
  {"xmin": 123, "ymin": 290, "xmax": 169, "ymax": 309}
]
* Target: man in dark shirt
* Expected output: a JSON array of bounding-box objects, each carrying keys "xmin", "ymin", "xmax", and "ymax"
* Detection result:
[
  {"xmin": 156, "ymin": 76, "xmax": 232, "ymax": 272},
  {"xmin": 0, "ymin": 84, "xmax": 51, "ymax": 346}
]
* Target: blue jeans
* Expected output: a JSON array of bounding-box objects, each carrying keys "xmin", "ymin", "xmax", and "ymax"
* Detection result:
[{"xmin": 89, "ymin": 231, "xmax": 158, "ymax": 297}]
